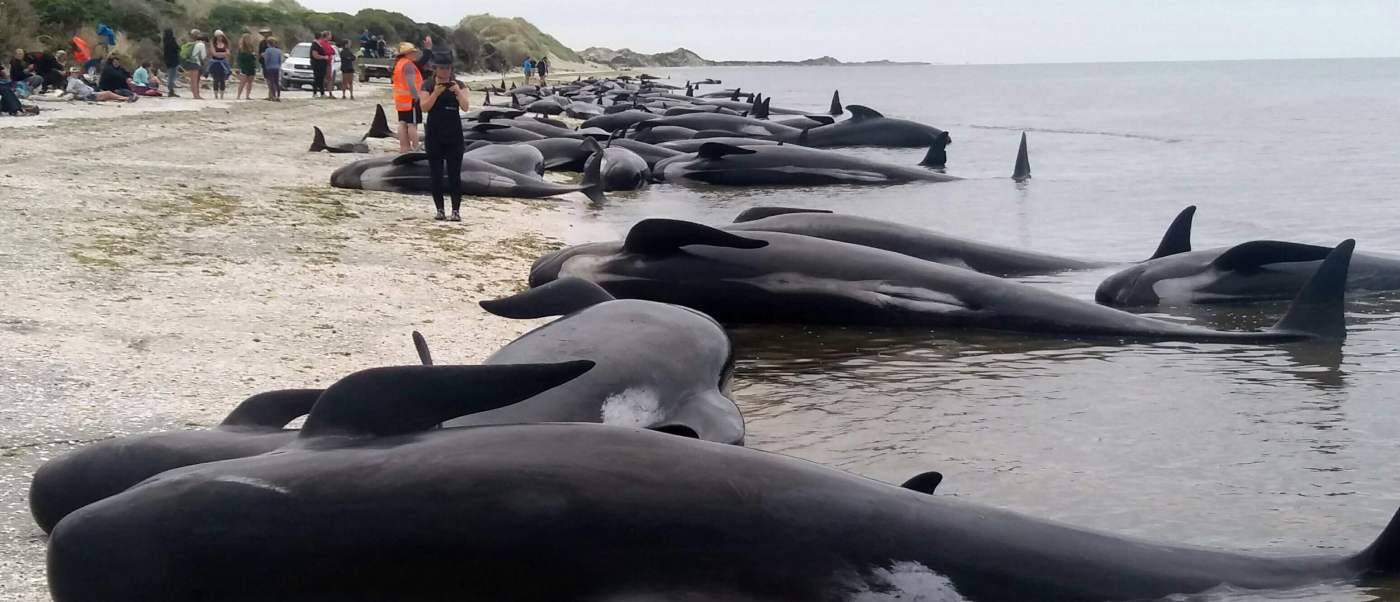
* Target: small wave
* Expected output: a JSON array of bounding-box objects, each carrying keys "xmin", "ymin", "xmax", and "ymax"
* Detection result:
[{"xmin": 965, "ymin": 124, "xmax": 1183, "ymax": 143}]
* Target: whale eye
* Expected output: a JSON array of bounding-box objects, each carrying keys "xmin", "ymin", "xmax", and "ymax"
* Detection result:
[{"xmin": 652, "ymin": 425, "xmax": 699, "ymax": 439}]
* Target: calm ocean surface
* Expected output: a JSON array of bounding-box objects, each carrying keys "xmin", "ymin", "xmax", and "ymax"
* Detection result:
[{"xmin": 558, "ymin": 59, "xmax": 1400, "ymax": 600}]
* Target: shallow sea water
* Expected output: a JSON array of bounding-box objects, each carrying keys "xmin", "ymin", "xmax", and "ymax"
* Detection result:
[{"xmin": 548, "ymin": 59, "xmax": 1400, "ymax": 600}]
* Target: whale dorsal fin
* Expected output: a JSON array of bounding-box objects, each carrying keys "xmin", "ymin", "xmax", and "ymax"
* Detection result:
[
  {"xmin": 1011, "ymin": 132, "xmax": 1030, "ymax": 181},
  {"xmin": 625, "ymin": 219, "xmax": 768, "ymax": 255},
  {"xmin": 300, "ymin": 361, "xmax": 595, "ymax": 439},
  {"xmin": 480, "ymin": 278, "xmax": 616, "ymax": 319},
  {"xmin": 1213, "ymin": 240, "xmax": 1335, "ymax": 272},
  {"xmin": 472, "ymin": 123, "xmax": 511, "ymax": 132},
  {"xmin": 411, "ymin": 331, "xmax": 433, "ymax": 366},
  {"xmin": 901, "ymin": 471, "xmax": 943, "ymax": 494},
  {"xmin": 697, "ymin": 143, "xmax": 758, "ymax": 160},
  {"xmin": 1269, "ymin": 239, "xmax": 1353, "ymax": 340},
  {"xmin": 829, "ymin": 90, "xmax": 843, "ymax": 116},
  {"xmin": 847, "ymin": 105, "xmax": 884, "ymax": 120},
  {"xmin": 391, "ymin": 152, "xmax": 430, "ymax": 166},
  {"xmin": 220, "ymin": 389, "xmax": 323, "ymax": 428},
  {"xmin": 1150, "ymin": 206, "xmax": 1196, "ymax": 259},
  {"xmin": 733, "ymin": 206, "xmax": 833, "ymax": 223},
  {"xmin": 309, "ymin": 127, "xmax": 328, "ymax": 152}
]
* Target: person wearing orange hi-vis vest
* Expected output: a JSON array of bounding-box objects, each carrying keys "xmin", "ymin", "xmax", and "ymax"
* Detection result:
[{"xmin": 391, "ymin": 42, "xmax": 424, "ymax": 153}]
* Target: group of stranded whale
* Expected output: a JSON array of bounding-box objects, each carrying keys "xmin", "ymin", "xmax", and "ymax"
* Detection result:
[
  {"xmin": 319, "ymin": 74, "xmax": 1002, "ymax": 200},
  {"xmin": 34, "ymin": 76, "xmax": 1400, "ymax": 601}
]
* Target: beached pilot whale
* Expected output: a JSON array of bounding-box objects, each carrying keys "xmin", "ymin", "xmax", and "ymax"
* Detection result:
[
  {"xmin": 28, "ymin": 388, "xmax": 322, "ymax": 534},
  {"xmin": 727, "ymin": 206, "xmax": 1109, "ymax": 276},
  {"xmin": 48, "ymin": 422, "xmax": 1400, "ymax": 602},
  {"xmin": 528, "ymin": 218, "xmax": 1354, "ymax": 342},
  {"xmin": 580, "ymin": 137, "xmax": 650, "ymax": 191},
  {"xmin": 443, "ymin": 278, "xmax": 744, "ymax": 444},
  {"xmin": 308, "ymin": 127, "xmax": 369, "ymax": 154},
  {"xmin": 329, "ymin": 151, "xmax": 605, "ymax": 203},
  {"xmin": 796, "ymin": 105, "xmax": 953, "ymax": 165},
  {"xmin": 651, "ymin": 141, "xmax": 957, "ymax": 186},
  {"xmin": 1097, "ymin": 205, "xmax": 1400, "ymax": 306},
  {"xmin": 463, "ymin": 142, "xmax": 545, "ymax": 176}
]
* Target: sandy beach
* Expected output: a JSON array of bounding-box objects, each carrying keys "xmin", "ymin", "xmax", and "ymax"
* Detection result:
[{"xmin": 0, "ymin": 74, "xmax": 606, "ymax": 600}]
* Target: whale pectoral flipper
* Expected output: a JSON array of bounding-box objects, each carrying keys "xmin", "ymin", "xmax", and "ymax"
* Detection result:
[
  {"xmin": 732, "ymin": 206, "xmax": 834, "ymax": 223},
  {"xmin": 391, "ymin": 152, "xmax": 430, "ymax": 166},
  {"xmin": 1269, "ymin": 239, "xmax": 1354, "ymax": 340},
  {"xmin": 846, "ymin": 105, "xmax": 885, "ymax": 120},
  {"xmin": 300, "ymin": 361, "xmax": 595, "ymax": 439},
  {"xmin": 220, "ymin": 389, "xmax": 324, "ymax": 429},
  {"xmin": 1213, "ymin": 240, "xmax": 1336, "ymax": 272},
  {"xmin": 625, "ymin": 219, "xmax": 769, "ymax": 254},
  {"xmin": 697, "ymin": 143, "xmax": 759, "ymax": 160},
  {"xmin": 900, "ymin": 471, "xmax": 943, "ymax": 494},
  {"xmin": 1150, "ymin": 205, "xmax": 1197, "ymax": 259},
  {"xmin": 480, "ymin": 278, "xmax": 616, "ymax": 319}
]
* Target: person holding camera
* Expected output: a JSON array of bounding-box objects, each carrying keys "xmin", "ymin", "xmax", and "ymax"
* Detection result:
[{"xmin": 419, "ymin": 53, "xmax": 470, "ymax": 221}]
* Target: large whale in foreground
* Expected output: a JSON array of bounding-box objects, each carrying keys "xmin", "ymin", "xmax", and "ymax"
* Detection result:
[
  {"xmin": 726, "ymin": 206, "xmax": 1112, "ymax": 276},
  {"xmin": 27, "ymin": 388, "xmax": 321, "ymax": 533},
  {"xmin": 1097, "ymin": 205, "xmax": 1400, "ymax": 305},
  {"xmin": 444, "ymin": 278, "xmax": 744, "ymax": 444},
  {"xmin": 528, "ymin": 219, "xmax": 1353, "ymax": 342},
  {"xmin": 48, "ymin": 422, "xmax": 1400, "ymax": 601}
]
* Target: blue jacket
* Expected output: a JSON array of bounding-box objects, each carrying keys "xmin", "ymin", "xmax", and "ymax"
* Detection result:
[{"xmin": 522, "ymin": 59, "xmax": 534, "ymax": 71}]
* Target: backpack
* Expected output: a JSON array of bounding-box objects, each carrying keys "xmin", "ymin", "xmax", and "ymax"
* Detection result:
[
  {"xmin": 0, "ymin": 84, "xmax": 22, "ymax": 115},
  {"xmin": 180, "ymin": 42, "xmax": 195, "ymax": 63}
]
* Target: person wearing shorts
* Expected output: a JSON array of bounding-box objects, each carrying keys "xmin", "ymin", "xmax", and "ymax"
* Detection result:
[
  {"xmin": 391, "ymin": 42, "xmax": 423, "ymax": 152},
  {"xmin": 235, "ymin": 33, "xmax": 257, "ymax": 100}
]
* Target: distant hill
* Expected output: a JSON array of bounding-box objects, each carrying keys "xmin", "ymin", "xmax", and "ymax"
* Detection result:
[
  {"xmin": 579, "ymin": 47, "xmax": 925, "ymax": 68},
  {"xmin": 458, "ymin": 14, "xmax": 581, "ymax": 63}
]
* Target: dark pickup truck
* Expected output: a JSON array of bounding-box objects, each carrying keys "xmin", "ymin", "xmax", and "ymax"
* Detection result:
[{"xmin": 359, "ymin": 57, "xmax": 394, "ymax": 82}]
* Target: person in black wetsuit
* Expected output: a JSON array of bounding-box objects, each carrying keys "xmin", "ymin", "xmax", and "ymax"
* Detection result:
[{"xmin": 419, "ymin": 52, "xmax": 470, "ymax": 221}]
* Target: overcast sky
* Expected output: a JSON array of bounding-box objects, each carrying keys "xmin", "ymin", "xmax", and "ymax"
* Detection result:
[{"xmin": 298, "ymin": 0, "xmax": 1400, "ymax": 64}]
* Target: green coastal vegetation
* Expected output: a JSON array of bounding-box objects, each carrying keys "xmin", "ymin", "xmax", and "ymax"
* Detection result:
[
  {"xmin": 0, "ymin": 0, "xmax": 568, "ymax": 72},
  {"xmin": 0, "ymin": 0, "xmax": 921, "ymax": 72}
]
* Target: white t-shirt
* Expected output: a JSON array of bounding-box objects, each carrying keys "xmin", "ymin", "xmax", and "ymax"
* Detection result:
[{"xmin": 190, "ymin": 41, "xmax": 208, "ymax": 63}]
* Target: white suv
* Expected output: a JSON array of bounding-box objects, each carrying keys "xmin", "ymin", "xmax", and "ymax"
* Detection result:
[{"xmin": 280, "ymin": 42, "xmax": 341, "ymax": 90}]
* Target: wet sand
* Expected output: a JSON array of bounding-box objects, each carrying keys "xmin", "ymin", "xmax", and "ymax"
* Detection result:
[{"xmin": 0, "ymin": 77, "xmax": 598, "ymax": 600}]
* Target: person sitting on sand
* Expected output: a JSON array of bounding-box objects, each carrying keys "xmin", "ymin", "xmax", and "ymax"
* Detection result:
[
  {"xmin": 59, "ymin": 68, "xmax": 135, "ymax": 103},
  {"xmin": 97, "ymin": 56, "xmax": 135, "ymax": 98},
  {"xmin": 130, "ymin": 62, "xmax": 161, "ymax": 96}
]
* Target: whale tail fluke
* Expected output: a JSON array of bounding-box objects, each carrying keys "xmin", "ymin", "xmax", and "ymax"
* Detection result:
[
  {"xmin": 1150, "ymin": 206, "xmax": 1197, "ymax": 259},
  {"xmin": 365, "ymin": 105, "xmax": 394, "ymax": 139},
  {"xmin": 309, "ymin": 127, "xmax": 328, "ymax": 152},
  {"xmin": 829, "ymin": 90, "xmax": 843, "ymax": 116},
  {"xmin": 580, "ymin": 142, "xmax": 607, "ymax": 204},
  {"xmin": 1012, "ymin": 132, "xmax": 1031, "ymax": 181},
  {"xmin": 481, "ymin": 278, "xmax": 617, "ymax": 319},
  {"xmin": 1269, "ymin": 239, "xmax": 1354, "ymax": 340},
  {"xmin": 920, "ymin": 131, "xmax": 952, "ymax": 169}
]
